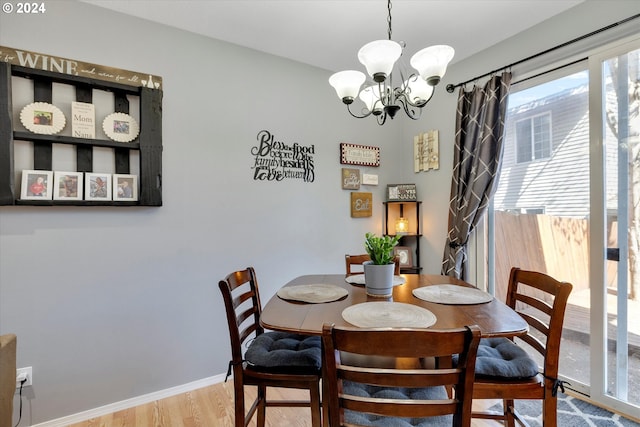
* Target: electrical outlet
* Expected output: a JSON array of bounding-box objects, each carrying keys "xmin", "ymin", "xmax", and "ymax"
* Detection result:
[{"xmin": 16, "ymin": 367, "xmax": 32, "ymax": 388}]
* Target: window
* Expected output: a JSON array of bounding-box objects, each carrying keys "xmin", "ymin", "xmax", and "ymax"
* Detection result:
[{"xmin": 516, "ymin": 113, "xmax": 552, "ymax": 163}]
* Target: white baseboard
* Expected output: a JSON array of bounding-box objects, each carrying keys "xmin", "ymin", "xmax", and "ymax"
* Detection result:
[{"xmin": 31, "ymin": 374, "xmax": 226, "ymax": 427}]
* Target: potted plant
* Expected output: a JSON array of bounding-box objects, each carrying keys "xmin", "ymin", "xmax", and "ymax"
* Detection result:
[{"xmin": 363, "ymin": 232, "xmax": 401, "ymax": 297}]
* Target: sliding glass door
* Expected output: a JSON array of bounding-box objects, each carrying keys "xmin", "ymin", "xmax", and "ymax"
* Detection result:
[
  {"xmin": 487, "ymin": 35, "xmax": 640, "ymax": 419},
  {"xmin": 590, "ymin": 39, "xmax": 640, "ymax": 416}
]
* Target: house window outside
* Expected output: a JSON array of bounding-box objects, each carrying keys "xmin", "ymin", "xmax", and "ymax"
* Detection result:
[{"xmin": 516, "ymin": 113, "xmax": 552, "ymax": 163}]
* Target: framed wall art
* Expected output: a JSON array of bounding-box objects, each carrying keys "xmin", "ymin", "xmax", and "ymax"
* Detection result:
[
  {"xmin": 340, "ymin": 143, "xmax": 380, "ymax": 167},
  {"xmin": 85, "ymin": 173, "xmax": 112, "ymax": 201},
  {"xmin": 342, "ymin": 168, "xmax": 361, "ymax": 190},
  {"xmin": 350, "ymin": 192, "xmax": 372, "ymax": 218},
  {"xmin": 387, "ymin": 184, "xmax": 417, "ymax": 201},
  {"xmin": 103, "ymin": 112, "xmax": 139, "ymax": 143},
  {"xmin": 113, "ymin": 174, "xmax": 138, "ymax": 201},
  {"xmin": 53, "ymin": 171, "xmax": 83, "ymax": 200},
  {"xmin": 394, "ymin": 246, "xmax": 413, "ymax": 268},
  {"xmin": 19, "ymin": 102, "xmax": 66, "ymax": 135},
  {"xmin": 20, "ymin": 170, "xmax": 53, "ymax": 200}
]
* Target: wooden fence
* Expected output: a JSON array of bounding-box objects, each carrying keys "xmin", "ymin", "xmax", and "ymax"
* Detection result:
[{"xmin": 494, "ymin": 211, "xmax": 592, "ymax": 301}]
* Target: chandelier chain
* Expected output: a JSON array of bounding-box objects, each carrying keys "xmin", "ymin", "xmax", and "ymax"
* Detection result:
[{"xmin": 387, "ymin": 0, "xmax": 392, "ymax": 41}]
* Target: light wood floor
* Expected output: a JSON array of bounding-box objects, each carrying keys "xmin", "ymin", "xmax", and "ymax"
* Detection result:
[{"xmin": 67, "ymin": 381, "xmax": 504, "ymax": 427}]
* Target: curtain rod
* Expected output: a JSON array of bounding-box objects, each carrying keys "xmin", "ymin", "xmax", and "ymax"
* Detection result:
[{"xmin": 445, "ymin": 13, "xmax": 640, "ymax": 93}]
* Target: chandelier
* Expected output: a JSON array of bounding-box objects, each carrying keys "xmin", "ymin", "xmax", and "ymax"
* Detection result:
[{"xmin": 329, "ymin": 0, "xmax": 454, "ymax": 125}]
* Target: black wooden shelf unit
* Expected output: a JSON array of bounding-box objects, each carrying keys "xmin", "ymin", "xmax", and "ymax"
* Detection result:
[
  {"xmin": 0, "ymin": 62, "xmax": 163, "ymax": 206},
  {"xmin": 384, "ymin": 201, "xmax": 422, "ymax": 274}
]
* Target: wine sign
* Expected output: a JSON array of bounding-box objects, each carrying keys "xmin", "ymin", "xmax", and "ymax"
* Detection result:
[
  {"xmin": 0, "ymin": 45, "xmax": 162, "ymax": 89},
  {"xmin": 251, "ymin": 130, "xmax": 315, "ymax": 183}
]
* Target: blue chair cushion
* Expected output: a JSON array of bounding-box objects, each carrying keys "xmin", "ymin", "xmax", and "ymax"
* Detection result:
[
  {"xmin": 473, "ymin": 337, "xmax": 539, "ymax": 379},
  {"xmin": 244, "ymin": 331, "xmax": 321, "ymax": 371},
  {"xmin": 342, "ymin": 381, "xmax": 453, "ymax": 427}
]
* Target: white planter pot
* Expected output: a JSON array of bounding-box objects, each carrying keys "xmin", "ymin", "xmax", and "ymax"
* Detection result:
[{"xmin": 363, "ymin": 261, "xmax": 395, "ymax": 297}]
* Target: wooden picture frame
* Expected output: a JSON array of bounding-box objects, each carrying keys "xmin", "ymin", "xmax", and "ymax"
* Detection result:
[
  {"xmin": 350, "ymin": 192, "xmax": 372, "ymax": 217},
  {"xmin": 53, "ymin": 171, "xmax": 83, "ymax": 200},
  {"xmin": 394, "ymin": 246, "xmax": 413, "ymax": 268},
  {"xmin": 342, "ymin": 168, "xmax": 361, "ymax": 190},
  {"xmin": 20, "ymin": 170, "xmax": 53, "ymax": 200},
  {"xmin": 85, "ymin": 173, "xmax": 112, "ymax": 201},
  {"xmin": 340, "ymin": 143, "xmax": 380, "ymax": 167},
  {"xmin": 113, "ymin": 174, "xmax": 138, "ymax": 201}
]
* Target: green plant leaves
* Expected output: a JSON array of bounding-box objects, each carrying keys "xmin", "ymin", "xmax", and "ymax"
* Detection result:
[{"xmin": 364, "ymin": 232, "xmax": 401, "ymax": 265}]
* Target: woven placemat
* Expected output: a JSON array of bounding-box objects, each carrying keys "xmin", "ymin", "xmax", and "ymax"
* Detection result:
[
  {"xmin": 413, "ymin": 284, "xmax": 493, "ymax": 305},
  {"xmin": 342, "ymin": 302, "xmax": 437, "ymax": 328},
  {"xmin": 277, "ymin": 284, "xmax": 348, "ymax": 303}
]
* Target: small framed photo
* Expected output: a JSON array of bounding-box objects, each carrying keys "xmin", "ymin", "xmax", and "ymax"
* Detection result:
[
  {"xmin": 85, "ymin": 173, "xmax": 112, "ymax": 201},
  {"xmin": 113, "ymin": 174, "xmax": 138, "ymax": 201},
  {"xmin": 102, "ymin": 113, "xmax": 139, "ymax": 143},
  {"xmin": 19, "ymin": 102, "xmax": 66, "ymax": 135},
  {"xmin": 20, "ymin": 170, "xmax": 53, "ymax": 200},
  {"xmin": 394, "ymin": 246, "xmax": 413, "ymax": 268},
  {"xmin": 53, "ymin": 171, "xmax": 83, "ymax": 200}
]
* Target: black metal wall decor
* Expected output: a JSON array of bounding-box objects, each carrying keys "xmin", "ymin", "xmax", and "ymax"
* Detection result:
[{"xmin": 251, "ymin": 130, "xmax": 315, "ymax": 183}]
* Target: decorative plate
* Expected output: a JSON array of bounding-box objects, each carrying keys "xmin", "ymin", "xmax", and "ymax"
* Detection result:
[
  {"xmin": 345, "ymin": 275, "xmax": 406, "ymax": 286},
  {"xmin": 412, "ymin": 284, "xmax": 493, "ymax": 305},
  {"xmin": 102, "ymin": 112, "xmax": 139, "ymax": 142},
  {"xmin": 277, "ymin": 284, "xmax": 349, "ymax": 304},
  {"xmin": 20, "ymin": 102, "xmax": 66, "ymax": 135},
  {"xmin": 342, "ymin": 302, "xmax": 437, "ymax": 328}
]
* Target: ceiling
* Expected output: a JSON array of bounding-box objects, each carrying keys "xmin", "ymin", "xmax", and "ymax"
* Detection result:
[{"xmin": 80, "ymin": 0, "xmax": 584, "ymax": 73}]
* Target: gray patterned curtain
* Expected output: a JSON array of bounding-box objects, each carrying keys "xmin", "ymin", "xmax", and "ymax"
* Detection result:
[{"xmin": 441, "ymin": 72, "xmax": 512, "ymax": 279}]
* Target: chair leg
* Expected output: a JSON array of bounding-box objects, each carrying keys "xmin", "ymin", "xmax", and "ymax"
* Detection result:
[
  {"xmin": 504, "ymin": 399, "xmax": 516, "ymax": 427},
  {"xmin": 542, "ymin": 395, "xmax": 557, "ymax": 427},
  {"xmin": 233, "ymin": 382, "xmax": 245, "ymax": 427},
  {"xmin": 310, "ymin": 382, "xmax": 322, "ymax": 427},
  {"xmin": 257, "ymin": 385, "xmax": 267, "ymax": 427}
]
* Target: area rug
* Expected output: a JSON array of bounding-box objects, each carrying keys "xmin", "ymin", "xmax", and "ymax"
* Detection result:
[{"xmin": 489, "ymin": 395, "xmax": 640, "ymax": 426}]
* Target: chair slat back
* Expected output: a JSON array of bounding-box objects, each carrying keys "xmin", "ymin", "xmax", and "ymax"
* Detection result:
[
  {"xmin": 345, "ymin": 254, "xmax": 401, "ymax": 275},
  {"xmin": 322, "ymin": 324, "xmax": 481, "ymax": 427},
  {"xmin": 506, "ymin": 268, "xmax": 573, "ymax": 378},
  {"xmin": 219, "ymin": 267, "xmax": 264, "ymax": 364}
]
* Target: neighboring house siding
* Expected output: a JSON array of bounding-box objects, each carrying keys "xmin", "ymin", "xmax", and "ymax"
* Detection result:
[{"xmin": 494, "ymin": 86, "xmax": 591, "ymax": 218}]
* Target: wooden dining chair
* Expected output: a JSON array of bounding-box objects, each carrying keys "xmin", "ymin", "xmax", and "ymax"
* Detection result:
[
  {"xmin": 321, "ymin": 323, "xmax": 481, "ymax": 427},
  {"xmin": 471, "ymin": 267, "xmax": 573, "ymax": 427},
  {"xmin": 218, "ymin": 267, "xmax": 322, "ymax": 427},
  {"xmin": 345, "ymin": 254, "xmax": 400, "ymax": 275}
]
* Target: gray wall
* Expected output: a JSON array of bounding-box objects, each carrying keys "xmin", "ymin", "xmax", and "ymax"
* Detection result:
[{"xmin": 1, "ymin": 0, "xmax": 639, "ymax": 424}]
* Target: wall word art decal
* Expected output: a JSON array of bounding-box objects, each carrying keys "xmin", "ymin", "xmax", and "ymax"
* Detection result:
[{"xmin": 251, "ymin": 130, "xmax": 315, "ymax": 182}]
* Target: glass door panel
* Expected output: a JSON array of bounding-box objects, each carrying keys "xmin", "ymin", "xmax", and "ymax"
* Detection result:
[
  {"xmin": 491, "ymin": 69, "xmax": 591, "ymax": 391},
  {"xmin": 601, "ymin": 46, "xmax": 640, "ymax": 406}
]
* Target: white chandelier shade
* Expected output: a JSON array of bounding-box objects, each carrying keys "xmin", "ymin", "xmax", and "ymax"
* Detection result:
[
  {"xmin": 357, "ymin": 40, "xmax": 402, "ymax": 82},
  {"xmin": 328, "ymin": 0, "xmax": 454, "ymax": 125},
  {"xmin": 410, "ymin": 45, "xmax": 456, "ymax": 85},
  {"xmin": 359, "ymin": 85, "xmax": 383, "ymax": 113},
  {"xmin": 328, "ymin": 70, "xmax": 366, "ymax": 103},
  {"xmin": 404, "ymin": 76, "xmax": 434, "ymax": 106}
]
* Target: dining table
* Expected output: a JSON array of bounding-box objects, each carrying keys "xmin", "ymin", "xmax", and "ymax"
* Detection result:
[{"xmin": 260, "ymin": 273, "xmax": 528, "ymax": 338}]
